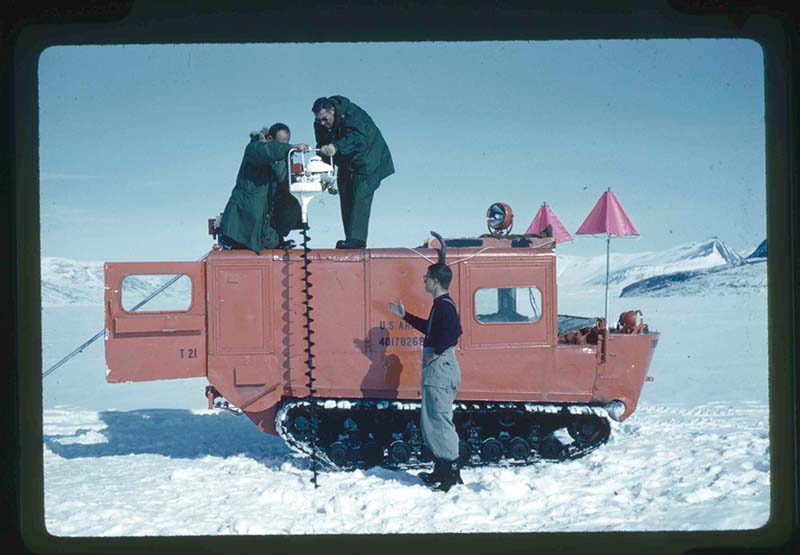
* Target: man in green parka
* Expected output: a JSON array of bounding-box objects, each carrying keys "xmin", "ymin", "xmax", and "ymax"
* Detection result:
[
  {"xmin": 266, "ymin": 122, "xmax": 304, "ymax": 248},
  {"xmin": 220, "ymin": 130, "xmax": 309, "ymax": 253},
  {"xmin": 312, "ymin": 96, "xmax": 394, "ymax": 249}
]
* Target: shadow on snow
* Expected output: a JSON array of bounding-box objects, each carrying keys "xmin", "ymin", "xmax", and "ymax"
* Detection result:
[
  {"xmin": 42, "ymin": 409, "xmax": 426, "ymax": 484},
  {"xmin": 43, "ymin": 409, "xmax": 295, "ymax": 467},
  {"xmin": 44, "ymin": 405, "xmax": 772, "ymax": 490}
]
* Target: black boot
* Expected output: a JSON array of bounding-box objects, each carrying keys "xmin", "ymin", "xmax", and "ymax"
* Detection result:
[
  {"xmin": 434, "ymin": 460, "xmax": 461, "ymax": 492},
  {"xmin": 335, "ymin": 238, "xmax": 366, "ymax": 249},
  {"xmin": 419, "ymin": 459, "xmax": 444, "ymax": 485}
]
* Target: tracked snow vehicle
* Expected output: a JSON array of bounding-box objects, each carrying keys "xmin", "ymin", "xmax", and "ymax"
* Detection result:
[{"xmin": 104, "ymin": 151, "xmax": 659, "ymax": 470}]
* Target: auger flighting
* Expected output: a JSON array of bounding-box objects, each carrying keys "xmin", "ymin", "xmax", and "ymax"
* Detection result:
[{"xmin": 288, "ymin": 148, "xmax": 338, "ymax": 487}]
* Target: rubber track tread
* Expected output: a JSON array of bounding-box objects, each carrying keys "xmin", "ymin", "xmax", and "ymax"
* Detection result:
[{"xmin": 276, "ymin": 398, "xmax": 612, "ymax": 470}]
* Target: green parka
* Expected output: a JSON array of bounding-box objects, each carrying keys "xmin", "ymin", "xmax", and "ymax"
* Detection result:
[
  {"xmin": 314, "ymin": 96, "xmax": 394, "ymax": 200},
  {"xmin": 221, "ymin": 138, "xmax": 293, "ymax": 252}
]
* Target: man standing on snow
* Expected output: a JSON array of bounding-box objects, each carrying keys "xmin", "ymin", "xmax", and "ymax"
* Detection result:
[
  {"xmin": 220, "ymin": 129, "xmax": 309, "ymax": 252},
  {"xmin": 387, "ymin": 245, "xmax": 463, "ymax": 492},
  {"xmin": 312, "ymin": 96, "xmax": 394, "ymax": 249}
]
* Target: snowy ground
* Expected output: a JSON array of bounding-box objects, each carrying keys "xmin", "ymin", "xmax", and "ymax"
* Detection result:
[
  {"xmin": 40, "ymin": 268, "xmax": 771, "ymax": 536},
  {"xmin": 43, "ymin": 402, "xmax": 769, "ymax": 535}
]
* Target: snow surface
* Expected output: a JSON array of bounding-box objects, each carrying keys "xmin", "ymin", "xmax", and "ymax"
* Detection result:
[
  {"xmin": 40, "ymin": 238, "xmax": 771, "ymax": 536},
  {"xmin": 43, "ymin": 402, "xmax": 769, "ymax": 535}
]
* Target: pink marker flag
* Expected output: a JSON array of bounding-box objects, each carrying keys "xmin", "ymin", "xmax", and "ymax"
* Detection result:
[
  {"xmin": 526, "ymin": 202, "xmax": 573, "ymax": 242},
  {"xmin": 576, "ymin": 189, "xmax": 639, "ymax": 237},
  {"xmin": 575, "ymin": 188, "xmax": 639, "ymax": 323}
]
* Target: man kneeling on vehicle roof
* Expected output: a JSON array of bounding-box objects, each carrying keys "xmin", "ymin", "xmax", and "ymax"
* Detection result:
[
  {"xmin": 264, "ymin": 123, "xmax": 305, "ymax": 250},
  {"xmin": 220, "ymin": 126, "xmax": 309, "ymax": 252},
  {"xmin": 387, "ymin": 249, "xmax": 463, "ymax": 492}
]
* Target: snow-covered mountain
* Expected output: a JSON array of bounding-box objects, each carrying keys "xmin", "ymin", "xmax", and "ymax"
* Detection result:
[
  {"xmin": 586, "ymin": 238, "xmax": 743, "ymax": 286},
  {"xmin": 41, "ymin": 257, "xmax": 105, "ymax": 306},
  {"xmin": 42, "ymin": 257, "xmax": 191, "ymax": 308},
  {"xmin": 620, "ymin": 258, "xmax": 766, "ymax": 297},
  {"xmin": 615, "ymin": 239, "xmax": 766, "ymax": 298},
  {"xmin": 559, "ymin": 238, "xmax": 765, "ymax": 298},
  {"xmin": 746, "ymin": 239, "xmax": 767, "ymax": 259}
]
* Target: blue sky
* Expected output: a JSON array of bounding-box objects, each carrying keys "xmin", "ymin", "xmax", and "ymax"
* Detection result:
[{"xmin": 38, "ymin": 39, "xmax": 765, "ymax": 261}]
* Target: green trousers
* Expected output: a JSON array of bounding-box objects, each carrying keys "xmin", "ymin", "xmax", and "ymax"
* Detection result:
[
  {"xmin": 337, "ymin": 171, "xmax": 379, "ymax": 243},
  {"xmin": 274, "ymin": 189, "xmax": 302, "ymax": 237}
]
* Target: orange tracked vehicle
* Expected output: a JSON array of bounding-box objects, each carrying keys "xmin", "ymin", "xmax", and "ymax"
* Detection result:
[
  {"xmin": 104, "ymin": 232, "xmax": 659, "ymax": 468},
  {"xmin": 104, "ymin": 151, "xmax": 659, "ymax": 469}
]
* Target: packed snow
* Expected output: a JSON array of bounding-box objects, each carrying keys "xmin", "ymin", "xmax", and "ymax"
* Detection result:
[{"xmin": 41, "ymin": 237, "xmax": 771, "ymax": 536}]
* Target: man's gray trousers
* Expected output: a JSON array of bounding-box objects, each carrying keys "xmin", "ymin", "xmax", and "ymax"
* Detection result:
[{"xmin": 420, "ymin": 346, "xmax": 461, "ymax": 461}]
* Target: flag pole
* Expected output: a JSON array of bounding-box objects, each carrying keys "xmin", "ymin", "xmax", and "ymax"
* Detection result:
[
  {"xmin": 605, "ymin": 232, "xmax": 610, "ymax": 324},
  {"xmin": 604, "ymin": 186, "xmax": 611, "ymax": 324}
]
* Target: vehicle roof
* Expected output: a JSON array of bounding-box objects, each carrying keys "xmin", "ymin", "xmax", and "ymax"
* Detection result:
[{"xmin": 207, "ymin": 235, "xmax": 557, "ymax": 262}]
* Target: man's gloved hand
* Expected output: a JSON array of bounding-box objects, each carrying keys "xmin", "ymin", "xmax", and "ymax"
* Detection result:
[{"xmin": 320, "ymin": 144, "xmax": 337, "ymax": 157}]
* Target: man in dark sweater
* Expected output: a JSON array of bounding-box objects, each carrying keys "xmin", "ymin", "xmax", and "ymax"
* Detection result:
[{"xmin": 387, "ymin": 263, "xmax": 463, "ymax": 492}]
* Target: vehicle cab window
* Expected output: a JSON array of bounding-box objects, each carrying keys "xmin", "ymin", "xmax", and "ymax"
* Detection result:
[{"xmin": 475, "ymin": 287, "xmax": 542, "ymax": 324}]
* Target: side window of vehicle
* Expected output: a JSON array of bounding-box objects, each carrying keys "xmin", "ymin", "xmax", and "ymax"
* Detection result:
[
  {"xmin": 474, "ymin": 287, "xmax": 542, "ymax": 324},
  {"xmin": 121, "ymin": 274, "xmax": 192, "ymax": 312}
]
